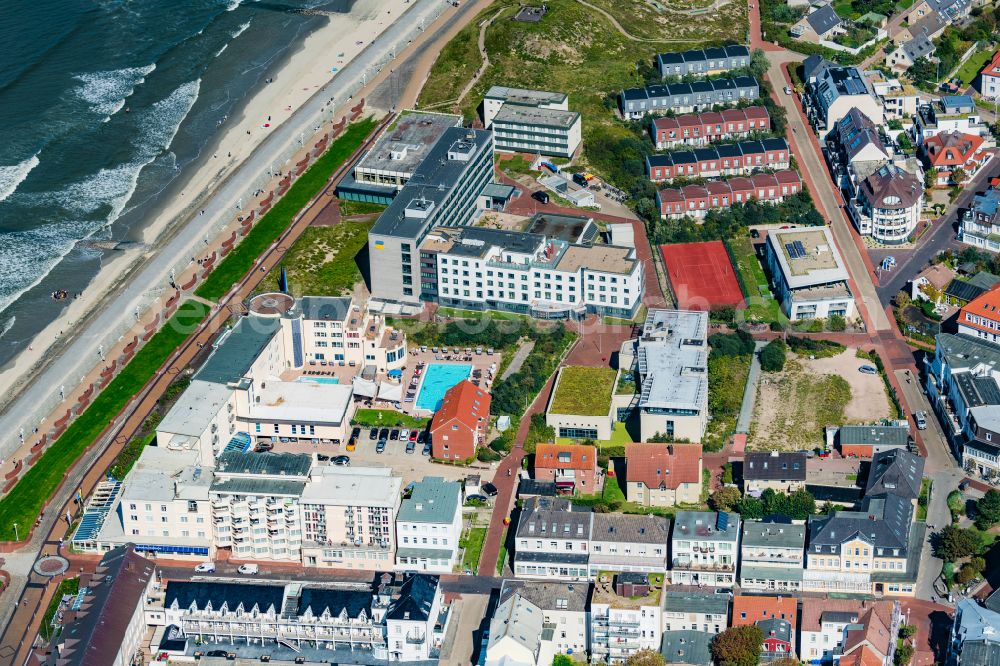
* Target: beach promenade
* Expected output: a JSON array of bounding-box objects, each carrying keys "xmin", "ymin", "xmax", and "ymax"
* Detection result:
[
  {"xmin": 0, "ymin": 0, "xmax": 455, "ymax": 465},
  {"xmin": 0, "ymin": 0, "xmax": 500, "ymax": 655}
]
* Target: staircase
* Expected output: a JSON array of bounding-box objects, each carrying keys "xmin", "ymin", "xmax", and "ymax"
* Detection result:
[{"xmin": 281, "ymin": 583, "xmax": 302, "ymax": 620}]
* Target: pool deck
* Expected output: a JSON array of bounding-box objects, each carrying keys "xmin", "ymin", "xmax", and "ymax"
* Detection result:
[{"xmin": 278, "ymin": 347, "xmax": 503, "ymax": 418}]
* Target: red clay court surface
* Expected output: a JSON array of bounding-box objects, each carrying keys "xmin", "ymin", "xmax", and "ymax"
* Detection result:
[{"xmin": 660, "ymin": 241, "xmax": 744, "ymax": 310}]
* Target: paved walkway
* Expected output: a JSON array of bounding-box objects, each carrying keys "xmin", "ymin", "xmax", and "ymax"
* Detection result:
[
  {"xmin": 735, "ymin": 341, "xmax": 765, "ymax": 434},
  {"xmin": 500, "ymin": 340, "xmax": 534, "ymax": 381}
]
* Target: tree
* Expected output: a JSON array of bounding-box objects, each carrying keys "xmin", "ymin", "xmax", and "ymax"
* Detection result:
[
  {"xmin": 749, "ymin": 48, "xmax": 769, "ymax": 79},
  {"xmin": 936, "ymin": 524, "xmax": 981, "ymax": 561},
  {"xmin": 737, "ymin": 496, "xmax": 764, "ymax": 519},
  {"xmin": 897, "ymin": 131, "xmax": 912, "ymax": 152},
  {"xmin": 975, "ymin": 489, "xmax": 1000, "ymax": 529},
  {"xmin": 829, "ymin": 314, "xmax": 847, "ymax": 331},
  {"xmin": 759, "ymin": 339, "xmax": 787, "ymax": 372},
  {"xmin": 923, "ymin": 166, "xmax": 937, "ymax": 190},
  {"xmin": 898, "ymin": 624, "xmax": 916, "ymax": 640},
  {"xmin": 553, "ymin": 656, "xmax": 574, "ymax": 666},
  {"xmin": 625, "ymin": 650, "xmax": 665, "ymax": 666},
  {"xmin": 710, "ymin": 486, "xmax": 743, "ymax": 513},
  {"xmin": 786, "ymin": 488, "xmax": 817, "ymax": 520},
  {"xmin": 895, "ymin": 643, "xmax": 914, "ymax": 666},
  {"xmin": 909, "ymin": 57, "xmax": 938, "ymax": 88},
  {"xmin": 711, "ymin": 626, "xmax": 763, "ymax": 666},
  {"xmin": 952, "ymin": 167, "xmax": 968, "ymax": 186}
]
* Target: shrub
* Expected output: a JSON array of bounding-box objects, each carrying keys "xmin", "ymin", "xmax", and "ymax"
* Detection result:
[
  {"xmin": 759, "ymin": 339, "xmax": 787, "ymax": 372},
  {"xmin": 710, "ymin": 486, "xmax": 742, "ymax": 512}
]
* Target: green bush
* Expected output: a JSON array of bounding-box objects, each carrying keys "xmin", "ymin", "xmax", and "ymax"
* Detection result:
[
  {"xmin": 786, "ymin": 336, "xmax": 845, "ymax": 358},
  {"xmin": 759, "ymin": 339, "xmax": 787, "ymax": 372}
]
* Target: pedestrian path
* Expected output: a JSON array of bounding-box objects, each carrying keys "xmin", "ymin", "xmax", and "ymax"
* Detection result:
[{"xmin": 736, "ymin": 341, "xmax": 765, "ymax": 434}]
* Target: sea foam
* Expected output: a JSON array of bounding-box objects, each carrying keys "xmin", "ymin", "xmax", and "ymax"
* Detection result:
[
  {"xmin": 0, "ymin": 154, "xmax": 40, "ymax": 204},
  {"xmin": 73, "ymin": 64, "xmax": 156, "ymax": 118}
]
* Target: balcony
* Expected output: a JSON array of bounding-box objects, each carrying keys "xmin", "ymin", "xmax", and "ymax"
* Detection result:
[
  {"xmin": 672, "ymin": 559, "xmax": 734, "ymax": 571},
  {"xmin": 405, "ymin": 633, "xmax": 426, "ymax": 645}
]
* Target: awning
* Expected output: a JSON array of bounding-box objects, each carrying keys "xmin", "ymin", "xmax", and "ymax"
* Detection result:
[
  {"xmin": 378, "ymin": 381, "xmax": 403, "ymax": 402},
  {"xmin": 352, "ymin": 377, "xmax": 377, "ymax": 398},
  {"xmin": 387, "ymin": 369, "xmax": 403, "ymax": 378},
  {"xmin": 555, "ymin": 480, "xmax": 576, "ymax": 489}
]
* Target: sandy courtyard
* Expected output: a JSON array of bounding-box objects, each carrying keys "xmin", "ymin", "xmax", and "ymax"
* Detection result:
[{"xmin": 750, "ymin": 347, "xmax": 892, "ymax": 450}]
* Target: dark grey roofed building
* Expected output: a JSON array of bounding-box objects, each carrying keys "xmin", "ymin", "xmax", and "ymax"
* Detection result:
[
  {"xmin": 368, "ymin": 126, "xmax": 495, "ymax": 306},
  {"xmin": 215, "ymin": 450, "xmax": 313, "ymax": 479},
  {"xmin": 385, "ymin": 574, "xmax": 440, "ymax": 622},
  {"xmin": 944, "ymin": 272, "xmax": 1000, "ymax": 305},
  {"xmin": 620, "ymin": 77, "xmax": 759, "ymax": 119},
  {"xmin": 836, "ymin": 424, "xmax": 911, "ymax": 451},
  {"xmin": 745, "ymin": 451, "xmax": 808, "ymax": 481},
  {"xmin": 806, "ymin": 5, "xmax": 842, "ymax": 37},
  {"xmin": 46, "ymin": 545, "xmax": 155, "ymax": 666},
  {"xmin": 901, "ymin": 34, "xmax": 935, "ymax": 64},
  {"xmin": 657, "ymin": 44, "xmax": 750, "ymax": 78},
  {"xmin": 660, "ymin": 630, "xmax": 714, "ymax": 665},
  {"xmin": 194, "ymin": 315, "xmax": 281, "ymax": 385},
  {"xmin": 802, "ymin": 55, "xmax": 836, "ymax": 83},
  {"xmin": 865, "ymin": 449, "xmax": 924, "ymax": 500},
  {"xmin": 661, "ymin": 590, "xmax": 731, "ymax": 617},
  {"xmin": 808, "ymin": 491, "xmax": 914, "ymax": 556}
]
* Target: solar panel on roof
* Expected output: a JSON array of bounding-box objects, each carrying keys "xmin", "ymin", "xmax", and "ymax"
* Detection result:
[
  {"xmin": 794, "ymin": 240, "xmax": 806, "ymax": 257},
  {"xmin": 785, "ymin": 242, "xmax": 799, "ymax": 259},
  {"xmin": 717, "ymin": 512, "xmax": 730, "ymax": 531}
]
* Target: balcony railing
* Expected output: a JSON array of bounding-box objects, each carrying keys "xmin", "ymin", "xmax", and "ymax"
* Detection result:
[
  {"xmin": 405, "ymin": 633, "xmax": 426, "ymax": 645},
  {"xmin": 672, "ymin": 559, "xmax": 734, "ymax": 571}
]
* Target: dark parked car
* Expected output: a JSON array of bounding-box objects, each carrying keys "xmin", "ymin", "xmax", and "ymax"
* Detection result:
[
  {"xmin": 482, "ymin": 482, "xmax": 498, "ymax": 497},
  {"xmin": 531, "ymin": 190, "xmax": 550, "ymax": 204},
  {"xmin": 351, "ymin": 427, "xmax": 361, "ymax": 440},
  {"xmin": 316, "ymin": 453, "xmax": 330, "ymax": 462},
  {"xmin": 406, "ymin": 441, "xmax": 416, "ymax": 454},
  {"xmin": 417, "ymin": 431, "xmax": 428, "ymax": 444},
  {"xmin": 390, "ymin": 429, "xmax": 400, "ymax": 440},
  {"xmin": 333, "ymin": 455, "xmax": 351, "ymax": 466},
  {"xmin": 466, "ymin": 494, "xmax": 489, "ymax": 504},
  {"xmin": 376, "ymin": 440, "xmax": 387, "ymax": 454},
  {"xmin": 422, "ymin": 442, "xmax": 431, "ymax": 456},
  {"xmin": 369, "ymin": 427, "xmax": 378, "ymax": 440},
  {"xmin": 378, "ymin": 428, "xmax": 390, "ymax": 440}
]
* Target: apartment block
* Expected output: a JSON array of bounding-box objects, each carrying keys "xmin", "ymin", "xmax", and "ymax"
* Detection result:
[
  {"xmin": 620, "ymin": 77, "xmax": 760, "ymax": 119},
  {"xmin": 485, "ymin": 580, "xmax": 590, "ymax": 666},
  {"xmin": 656, "ymin": 170, "xmax": 802, "ymax": 219},
  {"xmin": 395, "ymin": 476, "xmax": 462, "ymax": 573},
  {"xmin": 418, "ymin": 225, "xmax": 644, "ymax": 320},
  {"xmin": 670, "ymin": 511, "xmax": 741, "ymax": 588},
  {"xmin": 660, "ymin": 591, "xmax": 729, "ymax": 634},
  {"xmin": 765, "ymin": 226, "xmax": 856, "ymax": 321},
  {"xmin": 739, "ymin": 519, "xmax": 806, "ymax": 592},
  {"xmin": 483, "ymin": 86, "xmax": 581, "ymax": 158},
  {"xmin": 513, "ymin": 497, "xmax": 593, "ymax": 580},
  {"xmin": 656, "ymin": 44, "xmax": 750, "ymax": 78},
  {"xmin": 590, "ymin": 573, "xmax": 664, "ymax": 663}
]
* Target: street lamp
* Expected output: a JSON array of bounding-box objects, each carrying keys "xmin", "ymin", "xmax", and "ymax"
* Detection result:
[{"xmin": 13, "ymin": 522, "xmax": 18, "ymax": 542}]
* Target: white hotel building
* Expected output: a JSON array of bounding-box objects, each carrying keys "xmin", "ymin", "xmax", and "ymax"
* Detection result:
[
  {"xmin": 418, "ymin": 226, "xmax": 644, "ymax": 320},
  {"xmin": 483, "ymin": 86, "xmax": 582, "ymax": 158}
]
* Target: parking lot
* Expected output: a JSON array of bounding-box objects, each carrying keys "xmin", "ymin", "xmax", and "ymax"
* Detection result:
[{"xmin": 300, "ymin": 427, "xmax": 500, "ymax": 488}]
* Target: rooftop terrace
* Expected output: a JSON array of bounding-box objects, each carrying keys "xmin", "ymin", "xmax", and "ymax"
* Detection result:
[{"xmin": 549, "ymin": 366, "xmax": 617, "ymax": 416}]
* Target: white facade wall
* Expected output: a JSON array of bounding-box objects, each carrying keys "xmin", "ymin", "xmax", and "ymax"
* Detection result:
[
  {"xmin": 591, "ymin": 604, "xmax": 662, "ymax": 662},
  {"xmin": 120, "ymin": 496, "xmax": 213, "ymax": 548},
  {"xmin": 395, "ymin": 510, "xmax": 463, "ymax": 573}
]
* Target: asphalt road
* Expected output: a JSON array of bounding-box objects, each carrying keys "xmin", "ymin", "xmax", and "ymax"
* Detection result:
[{"xmin": 876, "ymin": 158, "xmax": 1000, "ymax": 303}]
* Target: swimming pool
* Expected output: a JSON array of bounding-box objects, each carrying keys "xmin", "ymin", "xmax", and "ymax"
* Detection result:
[
  {"xmin": 297, "ymin": 376, "xmax": 339, "ymax": 385},
  {"xmin": 415, "ymin": 363, "xmax": 473, "ymax": 411}
]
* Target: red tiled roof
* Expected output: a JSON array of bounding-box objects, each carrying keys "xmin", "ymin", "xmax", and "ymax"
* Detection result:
[
  {"xmin": 700, "ymin": 111, "xmax": 724, "ymax": 125},
  {"xmin": 535, "ymin": 443, "xmax": 597, "ymax": 472},
  {"xmin": 924, "ymin": 131, "xmax": 986, "ymax": 167},
  {"xmin": 430, "ymin": 380, "xmax": 491, "ymax": 432},
  {"xmin": 744, "ymin": 106, "xmax": 770, "ymax": 119},
  {"xmin": 844, "ymin": 603, "xmax": 895, "ymax": 657},
  {"xmin": 731, "ymin": 595, "xmax": 798, "ymax": 629},
  {"xmin": 800, "ymin": 598, "xmax": 869, "ymax": 632},
  {"xmin": 983, "ymin": 49, "xmax": 1000, "ymax": 78},
  {"xmin": 624, "ymin": 443, "xmax": 701, "ymax": 489},
  {"xmin": 840, "ymin": 646, "xmax": 885, "ymax": 666},
  {"xmin": 678, "ymin": 115, "xmax": 701, "ymax": 127},
  {"xmin": 775, "ymin": 170, "xmax": 802, "ymax": 185},
  {"xmin": 960, "ymin": 283, "xmax": 1000, "ymax": 335}
]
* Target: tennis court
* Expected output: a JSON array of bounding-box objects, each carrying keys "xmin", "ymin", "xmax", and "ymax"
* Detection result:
[{"xmin": 660, "ymin": 241, "xmax": 744, "ymax": 309}]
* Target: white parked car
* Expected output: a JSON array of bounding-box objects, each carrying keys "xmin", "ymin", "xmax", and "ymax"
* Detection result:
[
  {"xmin": 915, "ymin": 410, "xmax": 928, "ymax": 430},
  {"xmin": 399, "ymin": 428, "xmax": 409, "ymax": 440},
  {"xmin": 194, "ymin": 562, "xmax": 216, "ymax": 573},
  {"xmin": 237, "ymin": 563, "xmax": 259, "ymax": 575}
]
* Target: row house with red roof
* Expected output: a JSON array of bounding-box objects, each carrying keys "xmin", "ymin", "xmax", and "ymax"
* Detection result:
[
  {"xmin": 646, "ymin": 138, "xmax": 790, "ymax": 183},
  {"xmin": 650, "ymin": 106, "xmax": 771, "ymax": 149},
  {"xmin": 656, "ymin": 170, "xmax": 802, "ymax": 219}
]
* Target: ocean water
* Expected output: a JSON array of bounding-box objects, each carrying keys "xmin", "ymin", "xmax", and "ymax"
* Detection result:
[{"xmin": 0, "ymin": 0, "xmax": 353, "ymax": 367}]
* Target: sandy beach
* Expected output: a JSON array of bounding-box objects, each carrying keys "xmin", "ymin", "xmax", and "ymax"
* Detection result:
[{"xmin": 0, "ymin": 0, "xmax": 424, "ymax": 403}]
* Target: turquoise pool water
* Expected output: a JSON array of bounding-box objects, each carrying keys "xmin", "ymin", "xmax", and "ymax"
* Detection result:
[
  {"xmin": 416, "ymin": 363, "xmax": 473, "ymax": 411},
  {"xmin": 297, "ymin": 376, "xmax": 339, "ymax": 385}
]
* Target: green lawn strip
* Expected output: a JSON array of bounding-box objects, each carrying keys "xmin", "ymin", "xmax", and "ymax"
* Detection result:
[
  {"xmin": 196, "ymin": 118, "xmax": 376, "ymax": 300},
  {"xmin": 339, "ymin": 200, "xmax": 387, "ymax": 217},
  {"xmin": 257, "ymin": 220, "xmax": 372, "ymax": 297},
  {"xmin": 955, "ymin": 48, "xmax": 994, "ymax": 86},
  {"xmin": 918, "ymin": 478, "xmax": 932, "ymax": 521},
  {"xmin": 351, "ymin": 409, "xmax": 430, "ymax": 429},
  {"xmin": 107, "ymin": 431, "xmax": 157, "ymax": 482},
  {"xmin": 557, "ymin": 422, "xmax": 632, "ymax": 448},
  {"xmin": 460, "ymin": 527, "xmax": 488, "ymax": 572},
  {"xmin": 40, "ymin": 577, "xmax": 80, "ymax": 641},
  {"xmin": 703, "ymin": 353, "xmax": 752, "ymax": 452},
  {"xmin": 549, "ymin": 366, "xmax": 617, "ymax": 416},
  {"xmin": 0, "ymin": 300, "xmax": 209, "ymax": 542},
  {"xmin": 496, "ymin": 526, "xmax": 510, "ymax": 575}
]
